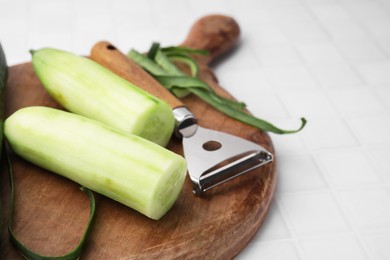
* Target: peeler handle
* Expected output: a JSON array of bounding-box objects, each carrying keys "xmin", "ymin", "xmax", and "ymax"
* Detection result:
[
  {"xmin": 91, "ymin": 43, "xmax": 198, "ymax": 137},
  {"xmin": 90, "ymin": 14, "xmax": 240, "ymax": 109},
  {"xmin": 90, "ymin": 41, "xmax": 184, "ymax": 109}
]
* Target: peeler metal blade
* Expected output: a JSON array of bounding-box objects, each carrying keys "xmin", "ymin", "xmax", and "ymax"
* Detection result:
[{"xmin": 174, "ymin": 107, "xmax": 274, "ymax": 195}]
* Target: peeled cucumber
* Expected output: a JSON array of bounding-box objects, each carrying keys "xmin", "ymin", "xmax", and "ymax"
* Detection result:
[
  {"xmin": 4, "ymin": 106, "xmax": 187, "ymax": 220},
  {"xmin": 31, "ymin": 48, "xmax": 174, "ymax": 147}
]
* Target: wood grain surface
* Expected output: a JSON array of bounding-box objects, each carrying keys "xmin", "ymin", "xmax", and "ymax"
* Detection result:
[{"xmin": 0, "ymin": 15, "xmax": 276, "ymax": 259}]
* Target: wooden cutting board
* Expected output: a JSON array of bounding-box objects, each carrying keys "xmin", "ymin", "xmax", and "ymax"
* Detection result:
[{"xmin": 0, "ymin": 15, "xmax": 276, "ymax": 259}]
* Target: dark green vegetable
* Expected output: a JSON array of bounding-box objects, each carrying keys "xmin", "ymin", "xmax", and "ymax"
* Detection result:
[
  {"xmin": 0, "ymin": 43, "xmax": 6, "ymax": 150},
  {"xmin": 0, "ymin": 42, "xmax": 7, "ymax": 235},
  {"xmin": 128, "ymin": 43, "xmax": 306, "ymax": 134}
]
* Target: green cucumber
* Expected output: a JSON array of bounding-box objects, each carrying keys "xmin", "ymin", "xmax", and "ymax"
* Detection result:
[
  {"xmin": 31, "ymin": 48, "xmax": 174, "ymax": 147},
  {"xmin": 4, "ymin": 106, "xmax": 187, "ymax": 220}
]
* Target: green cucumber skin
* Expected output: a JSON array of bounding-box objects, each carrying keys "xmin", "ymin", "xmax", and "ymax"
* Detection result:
[
  {"xmin": 31, "ymin": 48, "xmax": 174, "ymax": 147},
  {"xmin": 4, "ymin": 107, "xmax": 187, "ymax": 220},
  {"xmin": 0, "ymin": 43, "xmax": 6, "ymax": 143},
  {"xmin": 0, "ymin": 42, "xmax": 7, "ymax": 232}
]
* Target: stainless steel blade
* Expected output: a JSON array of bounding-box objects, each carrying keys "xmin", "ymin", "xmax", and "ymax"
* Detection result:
[{"xmin": 174, "ymin": 107, "xmax": 274, "ymax": 195}]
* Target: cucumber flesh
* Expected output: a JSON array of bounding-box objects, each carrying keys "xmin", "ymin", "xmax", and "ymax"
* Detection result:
[
  {"xmin": 31, "ymin": 48, "xmax": 174, "ymax": 147},
  {"xmin": 4, "ymin": 106, "xmax": 187, "ymax": 220}
]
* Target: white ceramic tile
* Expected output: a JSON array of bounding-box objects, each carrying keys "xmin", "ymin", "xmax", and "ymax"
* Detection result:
[
  {"xmin": 111, "ymin": 0, "xmax": 152, "ymax": 14},
  {"xmin": 310, "ymin": 3, "xmax": 354, "ymax": 21},
  {"xmin": 74, "ymin": 14, "xmax": 114, "ymax": 35},
  {"xmin": 250, "ymin": 24, "xmax": 289, "ymax": 45},
  {"xmin": 364, "ymin": 231, "xmax": 390, "ymax": 260},
  {"xmin": 339, "ymin": 188, "xmax": 390, "ymax": 229},
  {"xmin": 327, "ymin": 88, "xmax": 386, "ymax": 116},
  {"xmin": 118, "ymin": 25, "xmax": 185, "ymax": 54},
  {"xmin": 279, "ymin": 90, "xmax": 338, "ymax": 118},
  {"xmin": 250, "ymin": 203, "xmax": 291, "ymax": 241},
  {"xmin": 373, "ymin": 87, "xmax": 390, "ymax": 111},
  {"xmin": 245, "ymin": 94, "xmax": 290, "ymax": 120},
  {"xmin": 316, "ymin": 148, "xmax": 382, "ymax": 187},
  {"xmin": 355, "ymin": 61, "xmax": 390, "ymax": 86},
  {"xmin": 344, "ymin": 1, "xmax": 390, "ymax": 20},
  {"xmin": 187, "ymin": 0, "xmax": 233, "ymax": 17},
  {"xmin": 0, "ymin": 0, "xmax": 27, "ymax": 21},
  {"xmin": 278, "ymin": 20, "xmax": 330, "ymax": 44},
  {"xmin": 368, "ymin": 148, "xmax": 390, "ymax": 184},
  {"xmin": 71, "ymin": 31, "xmax": 116, "ymax": 56},
  {"xmin": 71, "ymin": 0, "xmax": 111, "ymax": 16},
  {"xmin": 226, "ymin": 0, "xmax": 263, "ymax": 10},
  {"xmin": 361, "ymin": 18, "xmax": 390, "ymax": 40},
  {"xmin": 303, "ymin": 0, "xmax": 338, "ymax": 4},
  {"xmin": 29, "ymin": 0, "xmax": 71, "ymax": 16},
  {"xmin": 277, "ymin": 154, "xmax": 328, "ymax": 192},
  {"xmin": 270, "ymin": 131, "xmax": 307, "ymax": 155},
  {"xmin": 309, "ymin": 63, "xmax": 364, "ymax": 89},
  {"xmin": 216, "ymin": 67, "xmax": 273, "ymax": 96},
  {"xmin": 150, "ymin": 0, "xmax": 189, "ymax": 13},
  {"xmin": 347, "ymin": 115, "xmax": 390, "ymax": 145},
  {"xmin": 233, "ymin": 7, "xmax": 275, "ymax": 26},
  {"xmin": 217, "ymin": 71, "xmax": 288, "ymax": 119},
  {"xmin": 320, "ymin": 18, "xmax": 368, "ymax": 40},
  {"xmin": 278, "ymin": 192, "xmax": 350, "ymax": 235},
  {"xmin": 0, "ymin": 17, "xmax": 28, "ymax": 64},
  {"xmin": 300, "ymin": 235, "xmax": 368, "ymax": 260},
  {"xmin": 334, "ymin": 39, "xmax": 388, "ymax": 62},
  {"xmin": 264, "ymin": 65, "xmax": 319, "ymax": 90},
  {"xmin": 28, "ymin": 32, "xmax": 73, "ymax": 53},
  {"xmin": 242, "ymin": 0, "xmax": 302, "ymax": 8},
  {"xmin": 376, "ymin": 37, "xmax": 390, "ymax": 57},
  {"xmin": 254, "ymin": 44, "xmax": 302, "ymax": 66},
  {"xmin": 236, "ymin": 240, "xmax": 301, "ymax": 260},
  {"xmin": 297, "ymin": 43, "xmax": 345, "ymax": 64},
  {"xmin": 213, "ymin": 46, "xmax": 261, "ymax": 72},
  {"xmin": 268, "ymin": 4, "xmax": 315, "ymax": 22},
  {"xmin": 112, "ymin": 12, "xmax": 156, "ymax": 31},
  {"xmin": 302, "ymin": 118, "xmax": 358, "ymax": 150},
  {"xmin": 28, "ymin": 13, "xmax": 72, "ymax": 37}
]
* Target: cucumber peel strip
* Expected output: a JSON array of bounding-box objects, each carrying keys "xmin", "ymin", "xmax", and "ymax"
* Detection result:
[
  {"xmin": 144, "ymin": 43, "xmax": 246, "ymax": 109},
  {"xmin": 4, "ymin": 145, "xmax": 96, "ymax": 260},
  {"xmin": 128, "ymin": 43, "xmax": 306, "ymax": 134},
  {"xmin": 155, "ymin": 75, "xmax": 246, "ymax": 110}
]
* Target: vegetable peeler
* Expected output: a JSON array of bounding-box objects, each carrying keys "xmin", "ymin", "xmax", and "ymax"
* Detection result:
[
  {"xmin": 172, "ymin": 106, "xmax": 273, "ymax": 195},
  {"xmin": 90, "ymin": 16, "xmax": 274, "ymax": 195}
]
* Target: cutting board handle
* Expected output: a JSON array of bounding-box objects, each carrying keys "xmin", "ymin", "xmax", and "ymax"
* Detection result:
[{"xmin": 181, "ymin": 14, "xmax": 240, "ymax": 63}]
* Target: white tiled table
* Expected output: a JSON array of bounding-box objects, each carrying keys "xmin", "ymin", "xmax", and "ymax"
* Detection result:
[{"xmin": 1, "ymin": 0, "xmax": 390, "ymax": 259}]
